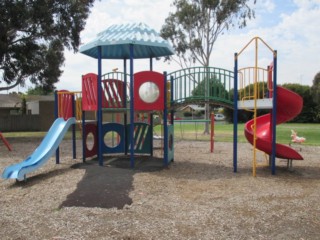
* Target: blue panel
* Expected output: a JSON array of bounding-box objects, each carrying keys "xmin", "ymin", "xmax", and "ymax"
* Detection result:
[{"xmin": 102, "ymin": 123, "xmax": 125, "ymax": 154}]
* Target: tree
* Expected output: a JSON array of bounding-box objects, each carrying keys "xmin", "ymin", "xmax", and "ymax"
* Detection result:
[
  {"xmin": 311, "ymin": 72, "xmax": 320, "ymax": 122},
  {"xmin": 311, "ymin": 72, "xmax": 320, "ymax": 104},
  {"xmin": 20, "ymin": 95, "xmax": 27, "ymax": 115},
  {"xmin": 282, "ymin": 83, "xmax": 317, "ymax": 123},
  {"xmin": 0, "ymin": 0, "xmax": 95, "ymax": 92},
  {"xmin": 26, "ymin": 86, "xmax": 54, "ymax": 96},
  {"xmin": 191, "ymin": 74, "xmax": 230, "ymax": 101},
  {"xmin": 160, "ymin": 0, "xmax": 256, "ymax": 133}
]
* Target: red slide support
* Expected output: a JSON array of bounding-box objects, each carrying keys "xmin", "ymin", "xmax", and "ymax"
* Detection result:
[
  {"xmin": 0, "ymin": 132, "xmax": 12, "ymax": 151},
  {"xmin": 244, "ymin": 86, "xmax": 303, "ymax": 160}
]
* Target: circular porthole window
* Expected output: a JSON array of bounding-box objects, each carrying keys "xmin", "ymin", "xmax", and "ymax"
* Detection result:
[
  {"xmin": 138, "ymin": 81, "xmax": 160, "ymax": 103},
  {"xmin": 86, "ymin": 132, "xmax": 95, "ymax": 151},
  {"xmin": 104, "ymin": 131, "xmax": 120, "ymax": 148}
]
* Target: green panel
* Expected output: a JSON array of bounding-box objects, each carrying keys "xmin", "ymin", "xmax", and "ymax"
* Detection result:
[{"xmin": 126, "ymin": 123, "xmax": 152, "ymax": 154}]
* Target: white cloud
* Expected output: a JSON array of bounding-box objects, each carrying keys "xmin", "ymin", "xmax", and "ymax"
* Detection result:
[
  {"xmin": 261, "ymin": 0, "xmax": 276, "ymax": 13},
  {"xmin": 4, "ymin": 0, "xmax": 318, "ymax": 93},
  {"xmin": 55, "ymin": 0, "xmax": 320, "ymax": 93}
]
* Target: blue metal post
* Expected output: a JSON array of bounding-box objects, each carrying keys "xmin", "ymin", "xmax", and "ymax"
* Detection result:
[
  {"xmin": 163, "ymin": 71, "xmax": 168, "ymax": 166},
  {"xmin": 129, "ymin": 44, "xmax": 135, "ymax": 168},
  {"xmin": 54, "ymin": 91, "xmax": 60, "ymax": 164},
  {"xmin": 82, "ymin": 110, "xmax": 86, "ymax": 162},
  {"xmin": 170, "ymin": 76, "xmax": 174, "ymax": 125},
  {"xmin": 150, "ymin": 57, "xmax": 153, "ymax": 156},
  {"xmin": 97, "ymin": 46, "xmax": 103, "ymax": 166},
  {"xmin": 150, "ymin": 57, "xmax": 153, "ymax": 71},
  {"xmin": 271, "ymin": 51, "xmax": 277, "ymax": 174},
  {"xmin": 150, "ymin": 111, "xmax": 154, "ymax": 157},
  {"xmin": 233, "ymin": 53, "xmax": 238, "ymax": 173},
  {"xmin": 124, "ymin": 59, "xmax": 128, "ymax": 155},
  {"xmin": 72, "ymin": 94, "xmax": 76, "ymax": 159}
]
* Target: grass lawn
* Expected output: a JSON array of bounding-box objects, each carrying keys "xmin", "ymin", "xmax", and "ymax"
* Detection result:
[
  {"xmin": 156, "ymin": 122, "xmax": 319, "ymax": 146},
  {"xmin": 2, "ymin": 123, "xmax": 319, "ymax": 146}
]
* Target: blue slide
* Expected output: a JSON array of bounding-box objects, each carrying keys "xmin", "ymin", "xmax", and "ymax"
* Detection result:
[{"xmin": 2, "ymin": 117, "xmax": 76, "ymax": 181}]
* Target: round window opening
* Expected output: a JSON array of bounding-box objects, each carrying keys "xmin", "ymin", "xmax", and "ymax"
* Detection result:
[
  {"xmin": 86, "ymin": 132, "xmax": 95, "ymax": 151},
  {"xmin": 104, "ymin": 131, "xmax": 121, "ymax": 148},
  {"xmin": 139, "ymin": 82, "xmax": 160, "ymax": 103}
]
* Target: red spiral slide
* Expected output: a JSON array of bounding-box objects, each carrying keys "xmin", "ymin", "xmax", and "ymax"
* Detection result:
[{"xmin": 244, "ymin": 86, "xmax": 303, "ymax": 160}]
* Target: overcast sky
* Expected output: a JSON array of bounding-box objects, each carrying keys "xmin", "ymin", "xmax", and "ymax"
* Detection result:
[{"xmin": 7, "ymin": 0, "xmax": 320, "ymax": 92}]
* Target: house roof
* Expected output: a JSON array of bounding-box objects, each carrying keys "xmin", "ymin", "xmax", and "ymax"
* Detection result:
[
  {"xmin": 26, "ymin": 95, "xmax": 54, "ymax": 102},
  {"xmin": 79, "ymin": 22, "xmax": 174, "ymax": 59},
  {"xmin": 180, "ymin": 104, "xmax": 205, "ymax": 111},
  {"xmin": 0, "ymin": 94, "xmax": 54, "ymax": 108},
  {"xmin": 0, "ymin": 94, "xmax": 21, "ymax": 108}
]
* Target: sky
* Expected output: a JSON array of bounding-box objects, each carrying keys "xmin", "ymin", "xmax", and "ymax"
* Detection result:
[{"xmin": 5, "ymin": 0, "xmax": 320, "ymax": 93}]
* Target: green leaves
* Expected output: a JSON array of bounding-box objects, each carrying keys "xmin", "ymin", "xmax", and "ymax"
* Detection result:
[
  {"xmin": 160, "ymin": 0, "xmax": 255, "ymax": 68},
  {"xmin": 0, "ymin": 0, "xmax": 95, "ymax": 92}
]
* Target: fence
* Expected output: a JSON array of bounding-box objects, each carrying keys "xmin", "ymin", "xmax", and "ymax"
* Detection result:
[{"xmin": 0, "ymin": 115, "xmax": 40, "ymax": 132}]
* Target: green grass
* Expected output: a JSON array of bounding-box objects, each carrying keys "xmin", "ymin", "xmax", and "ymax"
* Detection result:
[
  {"xmin": 2, "ymin": 123, "xmax": 319, "ymax": 146},
  {"xmin": 156, "ymin": 122, "xmax": 319, "ymax": 146},
  {"xmin": 2, "ymin": 131, "xmax": 76, "ymax": 139},
  {"xmin": 276, "ymin": 123, "xmax": 319, "ymax": 145}
]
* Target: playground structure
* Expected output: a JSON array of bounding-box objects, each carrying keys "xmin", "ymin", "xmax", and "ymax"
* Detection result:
[
  {"xmin": 1, "ymin": 23, "xmax": 305, "ymax": 180},
  {"xmin": 80, "ymin": 70, "xmax": 174, "ymax": 168},
  {"xmin": 234, "ymin": 37, "xmax": 304, "ymax": 176}
]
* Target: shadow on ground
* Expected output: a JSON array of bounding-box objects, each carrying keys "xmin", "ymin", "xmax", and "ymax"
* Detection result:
[{"xmin": 60, "ymin": 155, "xmax": 165, "ymax": 209}]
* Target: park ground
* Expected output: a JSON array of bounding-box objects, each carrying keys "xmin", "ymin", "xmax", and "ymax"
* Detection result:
[{"xmin": 1, "ymin": 137, "xmax": 320, "ymax": 239}]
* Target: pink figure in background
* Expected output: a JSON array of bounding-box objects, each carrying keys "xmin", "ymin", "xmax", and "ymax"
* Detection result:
[{"xmin": 291, "ymin": 130, "xmax": 306, "ymax": 143}]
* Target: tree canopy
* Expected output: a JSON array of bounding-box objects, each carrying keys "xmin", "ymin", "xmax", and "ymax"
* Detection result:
[
  {"xmin": 282, "ymin": 83, "xmax": 317, "ymax": 123},
  {"xmin": 160, "ymin": 0, "xmax": 255, "ymax": 133},
  {"xmin": 311, "ymin": 72, "xmax": 320, "ymax": 105},
  {"xmin": 26, "ymin": 85, "xmax": 54, "ymax": 96},
  {"xmin": 191, "ymin": 75, "xmax": 230, "ymax": 103},
  {"xmin": 160, "ymin": 0, "xmax": 255, "ymax": 68},
  {"xmin": 0, "ymin": 0, "xmax": 95, "ymax": 93}
]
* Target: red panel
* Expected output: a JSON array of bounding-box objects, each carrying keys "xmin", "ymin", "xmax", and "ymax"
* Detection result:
[
  {"xmin": 134, "ymin": 71, "xmax": 164, "ymax": 111},
  {"xmin": 84, "ymin": 123, "xmax": 98, "ymax": 158},
  {"xmin": 102, "ymin": 79, "xmax": 125, "ymax": 108},
  {"xmin": 82, "ymin": 73, "xmax": 98, "ymax": 111}
]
